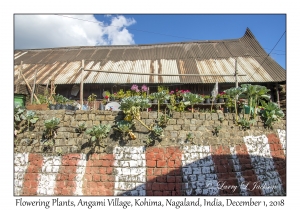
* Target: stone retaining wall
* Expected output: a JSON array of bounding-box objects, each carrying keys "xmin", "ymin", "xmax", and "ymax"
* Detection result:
[{"xmin": 14, "ymin": 110, "xmax": 286, "ymax": 196}]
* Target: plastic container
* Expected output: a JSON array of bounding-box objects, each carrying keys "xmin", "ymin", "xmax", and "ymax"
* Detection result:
[
  {"xmin": 14, "ymin": 94, "xmax": 26, "ymax": 107},
  {"xmin": 244, "ymin": 105, "xmax": 254, "ymax": 114}
]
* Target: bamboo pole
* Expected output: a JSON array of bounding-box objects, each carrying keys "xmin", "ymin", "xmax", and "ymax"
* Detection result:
[
  {"xmin": 19, "ymin": 61, "xmax": 40, "ymax": 104},
  {"xmin": 276, "ymin": 83, "xmax": 281, "ymax": 108},
  {"xmin": 84, "ymin": 68, "xmax": 247, "ymax": 77},
  {"xmin": 16, "ymin": 67, "xmax": 21, "ymax": 93},
  {"xmin": 80, "ymin": 60, "xmax": 85, "ymax": 110},
  {"xmin": 30, "ymin": 68, "xmax": 38, "ymax": 104}
]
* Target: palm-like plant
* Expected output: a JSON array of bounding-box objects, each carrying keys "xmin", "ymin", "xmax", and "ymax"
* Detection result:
[{"xmin": 241, "ymin": 84, "xmax": 270, "ymax": 119}]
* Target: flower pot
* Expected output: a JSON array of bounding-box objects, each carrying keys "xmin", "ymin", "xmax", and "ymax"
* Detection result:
[
  {"xmin": 223, "ymin": 107, "xmax": 229, "ymax": 113},
  {"xmin": 217, "ymin": 98, "xmax": 224, "ymax": 103},
  {"xmin": 211, "ymin": 99, "xmax": 217, "ymax": 103},
  {"xmin": 204, "ymin": 99, "xmax": 210, "ymax": 104},
  {"xmin": 100, "ymin": 103, "xmax": 105, "ymax": 110},
  {"xmin": 238, "ymin": 107, "xmax": 243, "ymax": 114},
  {"xmin": 224, "ymin": 98, "xmax": 229, "ymax": 103},
  {"xmin": 244, "ymin": 105, "xmax": 254, "ymax": 114},
  {"xmin": 49, "ymin": 104, "xmax": 56, "ymax": 110},
  {"xmin": 55, "ymin": 104, "xmax": 62, "ymax": 110}
]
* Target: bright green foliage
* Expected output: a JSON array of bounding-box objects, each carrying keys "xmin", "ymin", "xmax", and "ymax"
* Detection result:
[
  {"xmin": 115, "ymin": 120, "xmax": 134, "ymax": 134},
  {"xmin": 43, "ymin": 117, "xmax": 60, "ymax": 140},
  {"xmin": 120, "ymin": 96, "xmax": 151, "ymax": 119},
  {"xmin": 14, "ymin": 105, "xmax": 39, "ymax": 134},
  {"xmin": 224, "ymin": 87, "xmax": 246, "ymax": 123},
  {"xmin": 14, "ymin": 105, "xmax": 26, "ymax": 123},
  {"xmin": 25, "ymin": 110, "xmax": 39, "ymax": 124},
  {"xmin": 261, "ymin": 102, "xmax": 285, "ymax": 128},
  {"xmin": 88, "ymin": 93, "xmax": 97, "ymax": 102},
  {"xmin": 152, "ymin": 125, "xmax": 164, "ymax": 137},
  {"xmin": 85, "ymin": 124, "xmax": 111, "ymax": 142},
  {"xmin": 77, "ymin": 123, "xmax": 87, "ymax": 133},
  {"xmin": 240, "ymin": 84, "xmax": 270, "ymax": 118},
  {"xmin": 176, "ymin": 101, "xmax": 186, "ymax": 112},
  {"xmin": 150, "ymin": 91, "xmax": 169, "ymax": 113},
  {"xmin": 183, "ymin": 92, "xmax": 204, "ymax": 113},
  {"xmin": 238, "ymin": 118, "xmax": 256, "ymax": 130},
  {"xmin": 157, "ymin": 114, "xmax": 170, "ymax": 127}
]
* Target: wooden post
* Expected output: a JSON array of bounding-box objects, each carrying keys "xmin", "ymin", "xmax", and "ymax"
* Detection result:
[
  {"xmin": 19, "ymin": 61, "xmax": 40, "ymax": 104},
  {"xmin": 16, "ymin": 65, "xmax": 21, "ymax": 93},
  {"xmin": 235, "ymin": 58, "xmax": 239, "ymax": 102},
  {"xmin": 30, "ymin": 68, "xmax": 38, "ymax": 104},
  {"xmin": 235, "ymin": 58, "xmax": 238, "ymax": 88},
  {"xmin": 80, "ymin": 60, "xmax": 85, "ymax": 110},
  {"xmin": 276, "ymin": 83, "xmax": 281, "ymax": 108}
]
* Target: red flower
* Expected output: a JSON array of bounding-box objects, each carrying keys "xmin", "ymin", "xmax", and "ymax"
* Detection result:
[{"xmin": 105, "ymin": 95, "xmax": 109, "ymax": 99}]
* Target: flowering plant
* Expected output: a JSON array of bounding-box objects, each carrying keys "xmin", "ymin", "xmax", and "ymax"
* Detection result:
[
  {"xmin": 216, "ymin": 92, "xmax": 226, "ymax": 98},
  {"xmin": 141, "ymin": 84, "xmax": 148, "ymax": 92},
  {"xmin": 141, "ymin": 84, "xmax": 148, "ymax": 98},
  {"xmin": 131, "ymin": 84, "xmax": 140, "ymax": 92},
  {"xmin": 131, "ymin": 84, "xmax": 140, "ymax": 96}
]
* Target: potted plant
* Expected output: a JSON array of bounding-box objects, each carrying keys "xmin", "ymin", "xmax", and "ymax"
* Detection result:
[
  {"xmin": 203, "ymin": 95, "xmax": 211, "ymax": 104},
  {"xmin": 224, "ymin": 98, "xmax": 234, "ymax": 113},
  {"xmin": 111, "ymin": 94, "xmax": 116, "ymax": 101},
  {"xmin": 141, "ymin": 84, "xmax": 148, "ymax": 99},
  {"xmin": 183, "ymin": 92, "xmax": 204, "ymax": 113},
  {"xmin": 53, "ymin": 94, "xmax": 64, "ymax": 110},
  {"xmin": 131, "ymin": 84, "xmax": 140, "ymax": 96},
  {"xmin": 216, "ymin": 92, "xmax": 225, "ymax": 103},
  {"xmin": 88, "ymin": 93, "xmax": 97, "ymax": 110},
  {"xmin": 27, "ymin": 94, "xmax": 49, "ymax": 110},
  {"xmin": 116, "ymin": 89, "xmax": 125, "ymax": 100},
  {"xmin": 61, "ymin": 96, "xmax": 69, "ymax": 109},
  {"xmin": 223, "ymin": 93, "xmax": 230, "ymax": 102}
]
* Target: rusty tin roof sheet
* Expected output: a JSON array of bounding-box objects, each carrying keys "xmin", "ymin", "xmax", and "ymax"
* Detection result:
[{"xmin": 14, "ymin": 28, "xmax": 286, "ymax": 85}]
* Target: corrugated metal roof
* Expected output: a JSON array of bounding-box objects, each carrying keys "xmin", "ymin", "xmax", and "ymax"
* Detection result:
[{"xmin": 14, "ymin": 28, "xmax": 286, "ymax": 85}]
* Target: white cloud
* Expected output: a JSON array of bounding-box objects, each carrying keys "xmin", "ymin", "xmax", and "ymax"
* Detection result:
[{"xmin": 14, "ymin": 14, "xmax": 136, "ymax": 49}]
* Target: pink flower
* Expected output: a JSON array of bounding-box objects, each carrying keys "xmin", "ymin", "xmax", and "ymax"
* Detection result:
[
  {"xmin": 169, "ymin": 90, "xmax": 174, "ymax": 95},
  {"xmin": 141, "ymin": 84, "xmax": 148, "ymax": 92},
  {"xmin": 131, "ymin": 84, "xmax": 139, "ymax": 92}
]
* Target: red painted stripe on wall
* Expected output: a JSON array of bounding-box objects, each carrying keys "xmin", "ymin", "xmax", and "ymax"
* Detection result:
[
  {"xmin": 235, "ymin": 144, "xmax": 262, "ymax": 196},
  {"xmin": 211, "ymin": 145, "xmax": 240, "ymax": 195},
  {"xmin": 22, "ymin": 153, "xmax": 44, "ymax": 195},
  {"xmin": 146, "ymin": 147, "xmax": 182, "ymax": 196},
  {"xmin": 267, "ymin": 133, "xmax": 286, "ymax": 192},
  {"xmin": 54, "ymin": 154, "xmax": 81, "ymax": 195},
  {"xmin": 82, "ymin": 153, "xmax": 115, "ymax": 195}
]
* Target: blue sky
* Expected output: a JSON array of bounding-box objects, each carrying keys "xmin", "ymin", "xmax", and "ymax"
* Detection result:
[
  {"xmin": 14, "ymin": 14, "xmax": 286, "ymax": 69},
  {"xmin": 97, "ymin": 14, "xmax": 286, "ymax": 69}
]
